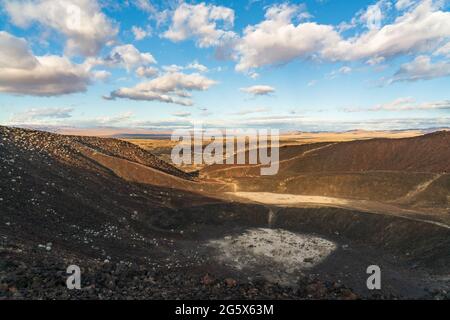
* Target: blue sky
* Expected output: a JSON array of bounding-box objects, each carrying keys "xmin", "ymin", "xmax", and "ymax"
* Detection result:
[{"xmin": 0, "ymin": 0, "xmax": 449, "ymax": 131}]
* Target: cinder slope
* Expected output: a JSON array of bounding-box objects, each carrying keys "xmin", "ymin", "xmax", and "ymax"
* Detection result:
[
  {"xmin": 203, "ymin": 131, "xmax": 450, "ymax": 177},
  {"xmin": 281, "ymin": 131, "xmax": 450, "ymax": 174},
  {"xmin": 0, "ymin": 126, "xmax": 231, "ymax": 193},
  {"xmin": 1, "ymin": 126, "xmax": 449, "ymax": 299},
  {"xmin": 0, "ymin": 126, "xmax": 238, "ymax": 263},
  {"xmin": 202, "ymin": 131, "xmax": 450, "ymax": 213}
]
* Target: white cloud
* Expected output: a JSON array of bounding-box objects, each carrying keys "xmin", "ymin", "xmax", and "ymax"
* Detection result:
[
  {"xmin": 249, "ymin": 72, "xmax": 260, "ymax": 79},
  {"xmin": 128, "ymin": 114, "xmax": 449, "ymax": 131},
  {"xmin": 132, "ymin": 0, "xmax": 169, "ymax": 26},
  {"xmin": 235, "ymin": 1, "xmax": 450, "ymax": 72},
  {"xmin": 395, "ymin": 0, "xmax": 416, "ymax": 10},
  {"xmin": 93, "ymin": 70, "xmax": 112, "ymax": 81},
  {"xmin": 367, "ymin": 56, "xmax": 386, "ymax": 65},
  {"xmin": 389, "ymin": 55, "xmax": 450, "ymax": 83},
  {"xmin": 229, "ymin": 107, "xmax": 270, "ymax": 115},
  {"xmin": 163, "ymin": 61, "xmax": 209, "ymax": 73},
  {"xmin": 323, "ymin": 0, "xmax": 450, "ymax": 61},
  {"xmin": 133, "ymin": 119, "xmax": 193, "ymax": 129},
  {"xmin": 134, "ymin": 0, "xmax": 156, "ymax": 13},
  {"xmin": 186, "ymin": 61, "xmax": 209, "ymax": 73},
  {"xmin": 327, "ymin": 66, "xmax": 353, "ymax": 79},
  {"xmin": 172, "ymin": 111, "xmax": 192, "ymax": 118},
  {"xmin": 163, "ymin": 2, "xmax": 237, "ymax": 48},
  {"xmin": 104, "ymin": 72, "xmax": 217, "ymax": 106},
  {"xmin": 359, "ymin": 0, "xmax": 390, "ymax": 30},
  {"xmin": 0, "ymin": 31, "xmax": 91, "ymax": 96},
  {"xmin": 162, "ymin": 64, "xmax": 184, "ymax": 73},
  {"xmin": 135, "ymin": 66, "xmax": 159, "ymax": 78},
  {"xmin": 15, "ymin": 111, "xmax": 136, "ymax": 127},
  {"xmin": 98, "ymin": 44, "xmax": 156, "ymax": 72},
  {"xmin": 235, "ymin": 3, "xmax": 340, "ymax": 72},
  {"xmin": 0, "ymin": 31, "xmax": 37, "ymax": 69},
  {"xmin": 345, "ymin": 97, "xmax": 450, "ymax": 112},
  {"xmin": 95, "ymin": 111, "xmax": 134, "ymax": 125},
  {"xmin": 240, "ymin": 85, "xmax": 275, "ymax": 96},
  {"xmin": 10, "ymin": 107, "xmax": 74, "ymax": 123},
  {"xmin": 371, "ymin": 97, "xmax": 450, "ymax": 111},
  {"xmin": 4, "ymin": 0, "xmax": 118, "ymax": 57},
  {"xmin": 339, "ymin": 66, "xmax": 352, "ymax": 74},
  {"xmin": 132, "ymin": 26, "xmax": 149, "ymax": 40},
  {"xmin": 435, "ymin": 42, "xmax": 450, "ymax": 57}
]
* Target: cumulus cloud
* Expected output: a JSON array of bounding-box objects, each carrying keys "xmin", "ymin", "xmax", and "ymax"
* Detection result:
[
  {"xmin": 162, "ymin": 64, "xmax": 184, "ymax": 73},
  {"xmin": 235, "ymin": 4, "xmax": 339, "ymax": 72},
  {"xmin": 93, "ymin": 70, "xmax": 112, "ymax": 82},
  {"xmin": 235, "ymin": 1, "xmax": 450, "ymax": 72},
  {"xmin": 0, "ymin": 31, "xmax": 37, "ymax": 69},
  {"xmin": 163, "ymin": 61, "xmax": 209, "ymax": 74},
  {"xmin": 132, "ymin": 0, "xmax": 170, "ymax": 26},
  {"xmin": 133, "ymin": 0, "xmax": 155, "ymax": 13},
  {"xmin": 3, "ymin": 0, "xmax": 118, "ymax": 57},
  {"xmin": 186, "ymin": 61, "xmax": 209, "ymax": 73},
  {"xmin": 88, "ymin": 44, "xmax": 156, "ymax": 72},
  {"xmin": 240, "ymin": 85, "xmax": 275, "ymax": 96},
  {"xmin": 163, "ymin": 2, "xmax": 237, "ymax": 48},
  {"xmin": 323, "ymin": 0, "xmax": 450, "ymax": 61},
  {"xmin": 135, "ymin": 66, "xmax": 159, "ymax": 78},
  {"xmin": 104, "ymin": 72, "xmax": 217, "ymax": 106},
  {"xmin": 359, "ymin": 0, "xmax": 390, "ymax": 30},
  {"xmin": 132, "ymin": 26, "xmax": 149, "ymax": 40},
  {"xmin": 0, "ymin": 31, "xmax": 91, "ymax": 96},
  {"xmin": 389, "ymin": 55, "xmax": 450, "ymax": 83},
  {"xmin": 106, "ymin": 44, "xmax": 156, "ymax": 71}
]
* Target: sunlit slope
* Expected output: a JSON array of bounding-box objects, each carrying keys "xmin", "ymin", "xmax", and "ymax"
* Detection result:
[{"xmin": 202, "ymin": 132, "xmax": 450, "ymax": 211}]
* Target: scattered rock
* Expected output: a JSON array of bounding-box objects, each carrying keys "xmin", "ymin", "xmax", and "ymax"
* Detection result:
[
  {"xmin": 201, "ymin": 274, "xmax": 215, "ymax": 286},
  {"xmin": 341, "ymin": 289, "xmax": 359, "ymax": 300},
  {"xmin": 224, "ymin": 278, "xmax": 237, "ymax": 288}
]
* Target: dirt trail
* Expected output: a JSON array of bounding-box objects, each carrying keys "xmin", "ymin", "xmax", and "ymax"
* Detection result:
[
  {"xmin": 395, "ymin": 173, "xmax": 443, "ymax": 203},
  {"xmin": 202, "ymin": 143, "xmax": 338, "ymax": 178},
  {"xmin": 227, "ymin": 192, "xmax": 450, "ymax": 229},
  {"xmin": 296, "ymin": 143, "xmax": 337, "ymax": 157}
]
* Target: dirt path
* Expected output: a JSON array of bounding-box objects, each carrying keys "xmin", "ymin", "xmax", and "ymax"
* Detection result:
[
  {"xmin": 395, "ymin": 173, "xmax": 443, "ymax": 203},
  {"xmin": 227, "ymin": 192, "xmax": 450, "ymax": 230},
  {"xmin": 202, "ymin": 143, "xmax": 338, "ymax": 177}
]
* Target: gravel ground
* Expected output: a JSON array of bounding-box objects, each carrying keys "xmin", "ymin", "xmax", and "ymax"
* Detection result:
[{"xmin": 1, "ymin": 126, "xmax": 448, "ymax": 300}]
